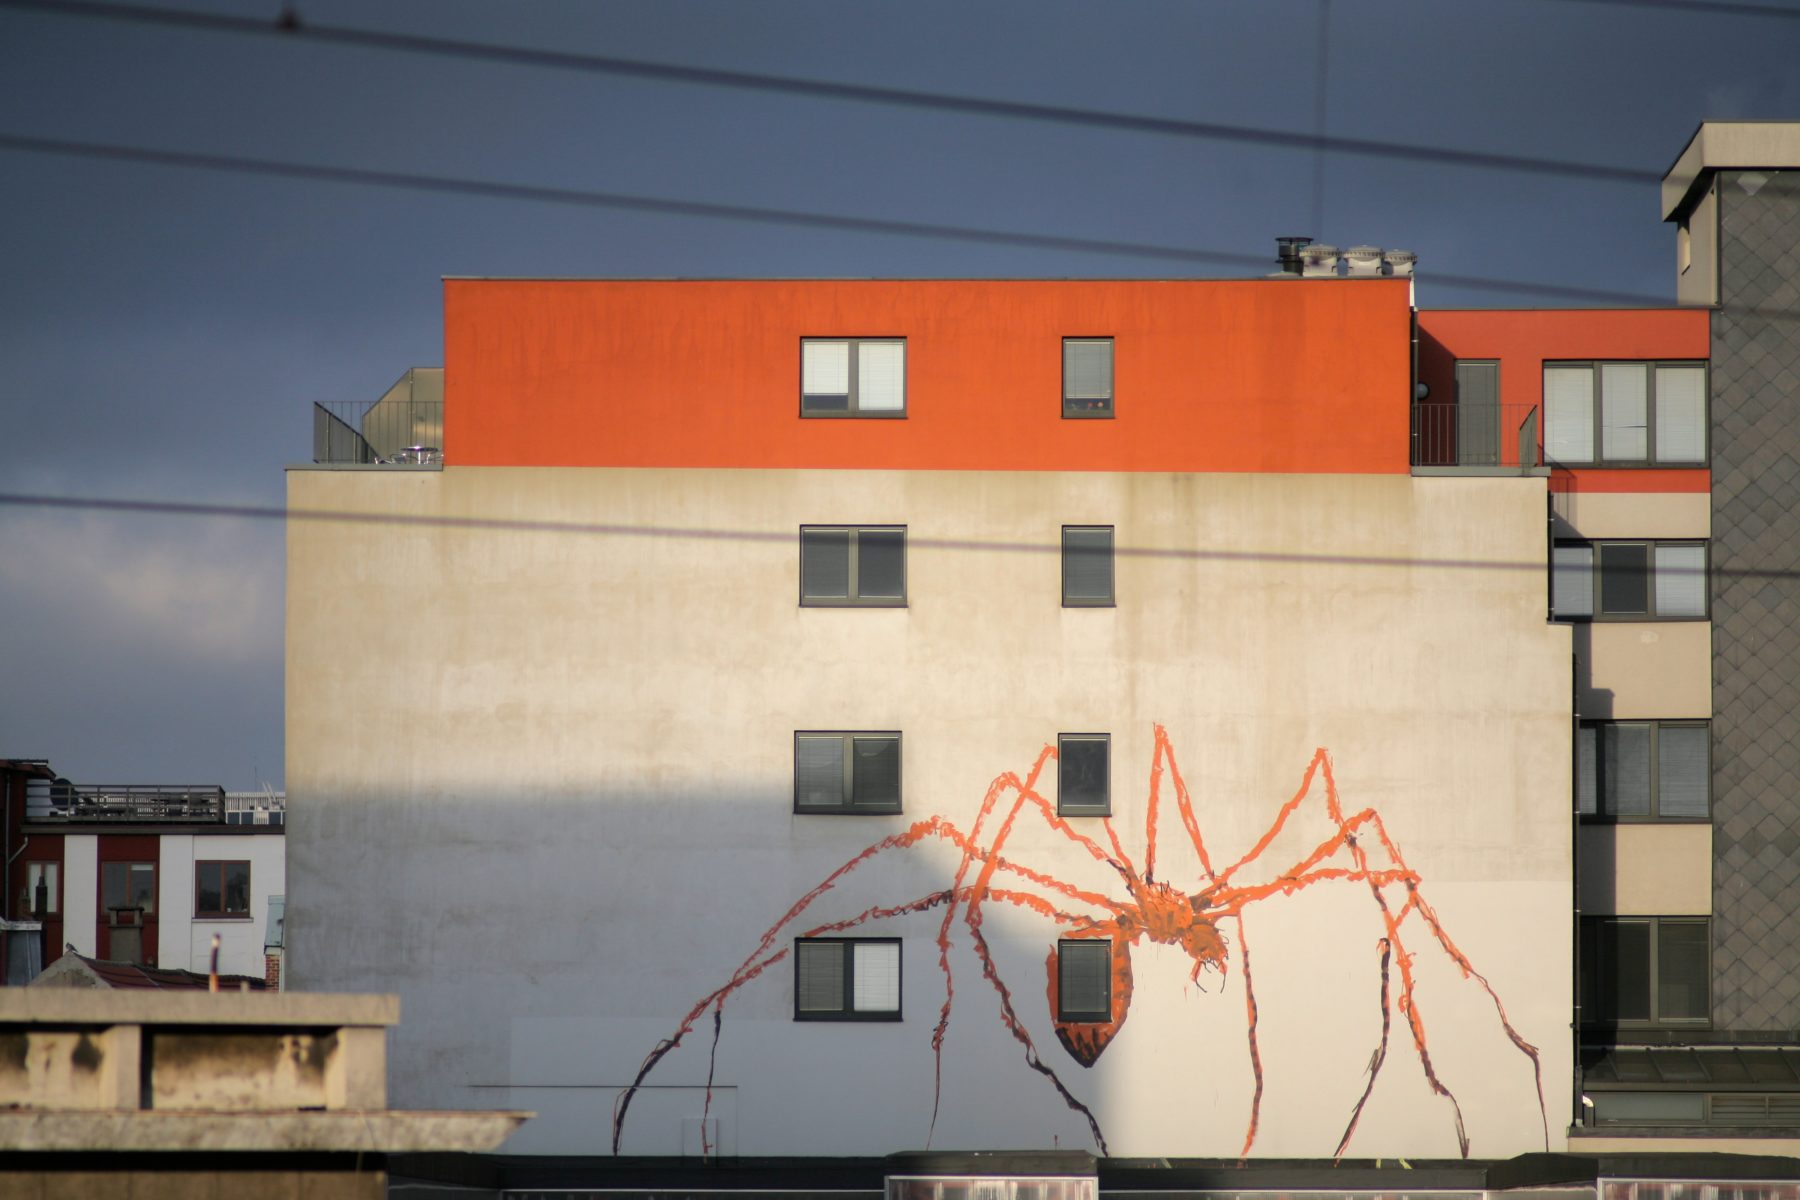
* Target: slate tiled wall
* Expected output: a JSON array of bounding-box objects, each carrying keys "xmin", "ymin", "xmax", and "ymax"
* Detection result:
[{"xmin": 1710, "ymin": 168, "xmax": 1800, "ymax": 1031}]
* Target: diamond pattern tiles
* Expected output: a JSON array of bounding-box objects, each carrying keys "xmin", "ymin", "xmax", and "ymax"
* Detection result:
[{"xmin": 1711, "ymin": 170, "xmax": 1800, "ymax": 1032}]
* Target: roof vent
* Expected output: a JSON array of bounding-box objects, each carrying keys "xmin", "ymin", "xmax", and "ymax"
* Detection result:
[
  {"xmin": 1384, "ymin": 249, "xmax": 1417, "ymax": 277},
  {"xmin": 1274, "ymin": 236, "xmax": 1313, "ymax": 276},
  {"xmin": 1345, "ymin": 246, "xmax": 1385, "ymax": 276},
  {"xmin": 1301, "ymin": 244, "xmax": 1340, "ymax": 277}
]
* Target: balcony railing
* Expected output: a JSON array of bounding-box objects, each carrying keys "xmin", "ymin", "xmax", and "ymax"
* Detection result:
[
  {"xmin": 26, "ymin": 781, "xmax": 228, "ymax": 824},
  {"xmin": 313, "ymin": 398, "xmax": 443, "ymax": 465},
  {"xmin": 1412, "ymin": 402, "xmax": 1542, "ymax": 470}
]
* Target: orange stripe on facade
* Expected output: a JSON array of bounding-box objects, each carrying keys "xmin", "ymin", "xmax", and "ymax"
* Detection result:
[{"xmin": 444, "ymin": 278, "xmax": 1416, "ymax": 474}]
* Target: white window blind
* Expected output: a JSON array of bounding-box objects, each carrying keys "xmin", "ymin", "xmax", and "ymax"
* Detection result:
[
  {"xmin": 1654, "ymin": 544, "xmax": 1707, "ymax": 617},
  {"xmin": 1658, "ymin": 726, "xmax": 1710, "ymax": 818},
  {"xmin": 1553, "ymin": 544, "xmax": 1594, "ymax": 617},
  {"xmin": 852, "ymin": 942, "xmax": 901, "ymax": 1012},
  {"xmin": 1656, "ymin": 365, "xmax": 1707, "ymax": 463},
  {"xmin": 802, "ymin": 340, "xmax": 850, "ymax": 395},
  {"xmin": 856, "ymin": 342, "xmax": 905, "ymax": 412},
  {"xmin": 1601, "ymin": 363, "xmax": 1649, "ymax": 460},
  {"xmin": 1544, "ymin": 366, "xmax": 1595, "ymax": 463},
  {"xmin": 1064, "ymin": 340, "xmax": 1113, "ymax": 400}
]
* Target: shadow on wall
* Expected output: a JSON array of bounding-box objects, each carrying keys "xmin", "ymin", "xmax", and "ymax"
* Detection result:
[{"xmin": 285, "ymin": 733, "xmax": 1554, "ymax": 1161}]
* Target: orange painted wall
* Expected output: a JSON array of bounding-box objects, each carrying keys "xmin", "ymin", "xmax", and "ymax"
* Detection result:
[
  {"xmin": 444, "ymin": 278, "xmax": 1415, "ymax": 473},
  {"xmin": 1416, "ymin": 308, "xmax": 1711, "ymax": 494}
]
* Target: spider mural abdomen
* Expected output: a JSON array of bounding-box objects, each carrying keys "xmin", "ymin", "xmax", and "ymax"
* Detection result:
[{"xmin": 1046, "ymin": 935, "xmax": 1136, "ymax": 1067}]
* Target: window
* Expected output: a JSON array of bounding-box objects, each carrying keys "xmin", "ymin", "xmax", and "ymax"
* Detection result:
[
  {"xmin": 800, "ymin": 526, "xmax": 906, "ymax": 606},
  {"xmin": 1544, "ymin": 362, "xmax": 1707, "ymax": 465},
  {"xmin": 1578, "ymin": 722, "xmax": 1709, "ymax": 820},
  {"xmin": 100, "ymin": 862, "xmax": 155, "ymax": 914},
  {"xmin": 22, "ymin": 862, "xmax": 59, "ymax": 915},
  {"xmin": 801, "ymin": 339, "xmax": 905, "ymax": 416},
  {"xmin": 795, "ymin": 938, "xmax": 901, "ymax": 1019},
  {"xmin": 1581, "ymin": 917, "xmax": 1709, "ymax": 1027},
  {"xmin": 1056, "ymin": 939, "xmax": 1113, "ymax": 1021},
  {"xmin": 1062, "ymin": 526, "xmax": 1114, "ymax": 606},
  {"xmin": 794, "ymin": 732, "xmax": 902, "ymax": 813},
  {"xmin": 1063, "ymin": 338, "xmax": 1113, "ymax": 418},
  {"xmin": 195, "ymin": 860, "xmax": 252, "ymax": 918},
  {"xmin": 1551, "ymin": 540, "xmax": 1707, "ymax": 620},
  {"xmin": 1058, "ymin": 734, "xmax": 1110, "ymax": 816}
]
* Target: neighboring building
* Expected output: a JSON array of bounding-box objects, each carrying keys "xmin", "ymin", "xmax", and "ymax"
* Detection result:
[
  {"xmin": 2, "ymin": 769, "xmax": 285, "ymax": 985},
  {"xmin": 286, "ymin": 123, "xmax": 1800, "ymax": 1196}
]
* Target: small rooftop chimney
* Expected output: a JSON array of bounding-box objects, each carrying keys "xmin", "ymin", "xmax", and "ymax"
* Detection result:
[
  {"xmin": 1384, "ymin": 248, "xmax": 1417, "ymax": 277},
  {"xmin": 1344, "ymin": 246, "xmax": 1384, "ymax": 276},
  {"xmin": 1275, "ymin": 236, "xmax": 1313, "ymax": 276},
  {"xmin": 1301, "ymin": 244, "xmax": 1340, "ymax": 277}
]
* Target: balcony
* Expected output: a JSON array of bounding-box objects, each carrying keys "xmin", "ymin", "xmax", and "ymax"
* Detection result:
[
  {"xmin": 312, "ymin": 366, "xmax": 443, "ymax": 466},
  {"xmin": 27, "ymin": 780, "xmax": 229, "ymax": 824},
  {"xmin": 1411, "ymin": 402, "xmax": 1544, "ymax": 474}
]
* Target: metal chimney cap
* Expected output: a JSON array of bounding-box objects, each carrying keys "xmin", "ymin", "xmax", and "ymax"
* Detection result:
[
  {"xmin": 1383, "ymin": 248, "xmax": 1417, "ymax": 264},
  {"xmin": 1301, "ymin": 243, "xmax": 1339, "ymax": 258}
]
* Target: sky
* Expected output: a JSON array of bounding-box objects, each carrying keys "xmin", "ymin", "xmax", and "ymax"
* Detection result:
[{"xmin": 1, "ymin": 0, "xmax": 1797, "ymax": 790}]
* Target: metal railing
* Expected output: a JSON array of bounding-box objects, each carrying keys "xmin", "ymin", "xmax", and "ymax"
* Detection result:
[
  {"xmin": 25, "ymin": 780, "xmax": 228, "ymax": 824},
  {"xmin": 313, "ymin": 398, "xmax": 444, "ymax": 465},
  {"xmin": 1412, "ymin": 402, "xmax": 1542, "ymax": 469}
]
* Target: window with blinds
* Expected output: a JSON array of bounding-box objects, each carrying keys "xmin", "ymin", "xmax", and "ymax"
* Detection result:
[
  {"xmin": 1577, "ymin": 721, "xmax": 1710, "ymax": 820},
  {"xmin": 794, "ymin": 938, "xmax": 902, "ymax": 1020},
  {"xmin": 1543, "ymin": 362, "xmax": 1707, "ymax": 465},
  {"xmin": 1063, "ymin": 338, "xmax": 1114, "ymax": 418},
  {"xmin": 1550, "ymin": 540, "xmax": 1707, "ymax": 621},
  {"xmin": 794, "ymin": 732, "xmax": 902, "ymax": 813},
  {"xmin": 1057, "ymin": 940, "xmax": 1113, "ymax": 1021},
  {"xmin": 801, "ymin": 339, "xmax": 906, "ymax": 416},
  {"xmin": 1580, "ymin": 917, "xmax": 1710, "ymax": 1027},
  {"xmin": 1057, "ymin": 734, "xmax": 1110, "ymax": 816},
  {"xmin": 800, "ymin": 526, "xmax": 906, "ymax": 606},
  {"xmin": 1061, "ymin": 526, "xmax": 1114, "ymax": 607}
]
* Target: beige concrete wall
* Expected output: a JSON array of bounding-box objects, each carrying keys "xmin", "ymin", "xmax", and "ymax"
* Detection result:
[
  {"xmin": 1577, "ymin": 824, "xmax": 1712, "ymax": 914},
  {"xmin": 1675, "ymin": 185, "xmax": 1719, "ymax": 307},
  {"xmin": 1552, "ymin": 491, "xmax": 1710, "ymax": 541},
  {"xmin": 1579, "ymin": 622, "xmax": 1711, "ymax": 718},
  {"xmin": 287, "ymin": 467, "xmax": 1573, "ymax": 1161}
]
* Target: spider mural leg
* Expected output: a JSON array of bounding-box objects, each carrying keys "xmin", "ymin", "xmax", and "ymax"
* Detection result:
[
  {"xmin": 923, "ymin": 749, "xmax": 1130, "ymax": 1147},
  {"xmin": 1233, "ymin": 912, "xmax": 1262, "ymax": 1164},
  {"xmin": 1333, "ymin": 936, "xmax": 1393, "ymax": 1160},
  {"xmin": 952, "ymin": 753, "xmax": 1140, "ymax": 1153},
  {"xmin": 1209, "ymin": 750, "xmax": 1546, "ymax": 1159}
]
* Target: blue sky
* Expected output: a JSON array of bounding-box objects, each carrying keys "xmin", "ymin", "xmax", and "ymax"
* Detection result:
[{"xmin": 2, "ymin": 0, "xmax": 1797, "ymax": 788}]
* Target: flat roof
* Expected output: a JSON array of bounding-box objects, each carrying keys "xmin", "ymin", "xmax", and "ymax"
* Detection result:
[{"xmin": 1662, "ymin": 121, "xmax": 1800, "ymax": 222}]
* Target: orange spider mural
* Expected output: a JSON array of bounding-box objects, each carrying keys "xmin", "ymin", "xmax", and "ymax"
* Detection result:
[{"xmin": 611, "ymin": 726, "xmax": 1548, "ymax": 1159}]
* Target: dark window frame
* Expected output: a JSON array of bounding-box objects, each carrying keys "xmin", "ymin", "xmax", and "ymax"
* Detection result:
[
  {"xmin": 100, "ymin": 861, "xmax": 156, "ymax": 915},
  {"xmin": 1062, "ymin": 337, "xmax": 1115, "ymax": 419},
  {"xmin": 1551, "ymin": 539, "xmax": 1709, "ymax": 622},
  {"xmin": 800, "ymin": 338, "xmax": 908, "ymax": 418},
  {"xmin": 793, "ymin": 731, "xmax": 903, "ymax": 814},
  {"xmin": 1057, "ymin": 733, "xmax": 1111, "ymax": 817},
  {"xmin": 194, "ymin": 859, "xmax": 253, "ymax": 919},
  {"xmin": 1577, "ymin": 720, "xmax": 1711, "ymax": 823},
  {"xmin": 1056, "ymin": 938, "xmax": 1114, "ymax": 1022},
  {"xmin": 793, "ymin": 936, "xmax": 903, "ymax": 1021},
  {"xmin": 1061, "ymin": 525, "xmax": 1116, "ymax": 607},
  {"xmin": 1542, "ymin": 360, "xmax": 1710, "ymax": 467},
  {"xmin": 23, "ymin": 861, "xmax": 60, "ymax": 915},
  {"xmin": 799, "ymin": 525, "xmax": 908, "ymax": 607},
  {"xmin": 1580, "ymin": 916, "xmax": 1711, "ymax": 1029}
]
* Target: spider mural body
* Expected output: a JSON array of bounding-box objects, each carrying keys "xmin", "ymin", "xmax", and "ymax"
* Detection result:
[{"xmin": 611, "ymin": 725, "xmax": 1548, "ymax": 1160}]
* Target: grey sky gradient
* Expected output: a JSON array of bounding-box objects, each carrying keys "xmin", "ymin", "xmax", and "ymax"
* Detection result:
[{"xmin": 1, "ymin": 0, "xmax": 1796, "ymax": 789}]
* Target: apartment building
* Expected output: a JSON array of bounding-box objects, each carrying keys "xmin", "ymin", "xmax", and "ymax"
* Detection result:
[
  {"xmin": 2, "ymin": 764, "xmax": 286, "ymax": 986},
  {"xmin": 286, "ymin": 122, "xmax": 1800, "ymax": 1197}
]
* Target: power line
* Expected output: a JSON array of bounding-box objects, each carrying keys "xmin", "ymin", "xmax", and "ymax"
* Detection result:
[
  {"xmin": 1, "ymin": 491, "xmax": 1790, "ymax": 582},
  {"xmin": 0, "ymin": 0, "xmax": 1670, "ymax": 186},
  {"xmin": 1555, "ymin": 0, "xmax": 1800, "ymax": 17},
  {"xmin": 0, "ymin": 132, "xmax": 1672, "ymax": 306}
]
